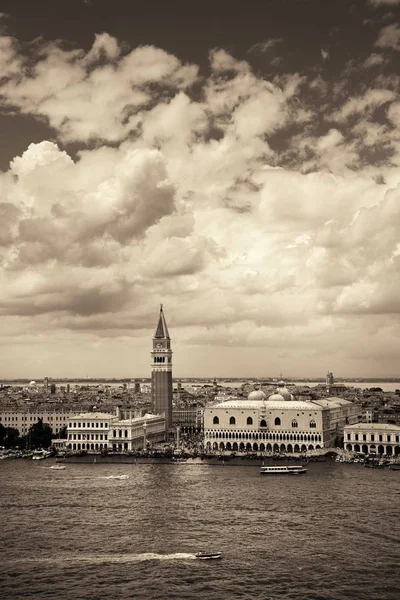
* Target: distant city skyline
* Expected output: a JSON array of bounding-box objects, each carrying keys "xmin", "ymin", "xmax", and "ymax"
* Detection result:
[{"xmin": 1, "ymin": 0, "xmax": 400, "ymax": 378}]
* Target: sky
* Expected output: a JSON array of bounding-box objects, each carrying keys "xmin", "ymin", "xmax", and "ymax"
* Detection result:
[{"xmin": 0, "ymin": 0, "xmax": 400, "ymax": 379}]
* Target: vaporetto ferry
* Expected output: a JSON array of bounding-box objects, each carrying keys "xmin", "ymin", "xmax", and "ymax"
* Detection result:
[{"xmin": 260, "ymin": 465, "xmax": 307, "ymax": 475}]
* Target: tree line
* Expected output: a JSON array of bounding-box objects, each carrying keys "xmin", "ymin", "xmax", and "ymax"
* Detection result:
[{"xmin": 0, "ymin": 418, "xmax": 67, "ymax": 449}]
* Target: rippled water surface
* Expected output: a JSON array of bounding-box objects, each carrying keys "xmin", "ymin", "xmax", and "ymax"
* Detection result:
[{"xmin": 1, "ymin": 460, "xmax": 400, "ymax": 600}]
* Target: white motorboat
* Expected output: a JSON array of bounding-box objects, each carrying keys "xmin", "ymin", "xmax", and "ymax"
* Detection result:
[
  {"xmin": 195, "ymin": 551, "xmax": 222, "ymax": 560},
  {"xmin": 260, "ymin": 465, "xmax": 307, "ymax": 475},
  {"xmin": 32, "ymin": 450, "xmax": 51, "ymax": 460}
]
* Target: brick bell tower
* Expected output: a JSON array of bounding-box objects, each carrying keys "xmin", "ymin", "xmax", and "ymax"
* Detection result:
[{"xmin": 151, "ymin": 304, "xmax": 173, "ymax": 433}]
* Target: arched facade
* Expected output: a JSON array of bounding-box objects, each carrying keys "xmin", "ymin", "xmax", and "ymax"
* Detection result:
[
  {"xmin": 204, "ymin": 392, "xmax": 359, "ymax": 454},
  {"xmin": 344, "ymin": 423, "xmax": 400, "ymax": 456}
]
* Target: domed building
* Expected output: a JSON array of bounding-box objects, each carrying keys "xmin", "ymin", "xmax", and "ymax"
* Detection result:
[
  {"xmin": 267, "ymin": 381, "xmax": 294, "ymax": 402},
  {"xmin": 247, "ymin": 389, "xmax": 267, "ymax": 401},
  {"xmin": 204, "ymin": 381, "xmax": 360, "ymax": 454}
]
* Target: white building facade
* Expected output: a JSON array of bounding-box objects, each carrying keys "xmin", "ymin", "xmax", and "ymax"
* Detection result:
[
  {"xmin": 67, "ymin": 412, "xmax": 113, "ymax": 451},
  {"xmin": 66, "ymin": 411, "xmax": 166, "ymax": 452},
  {"xmin": 344, "ymin": 423, "xmax": 400, "ymax": 456},
  {"xmin": 204, "ymin": 383, "xmax": 360, "ymax": 454},
  {"xmin": 108, "ymin": 413, "xmax": 166, "ymax": 451},
  {"xmin": 0, "ymin": 409, "xmax": 72, "ymax": 436}
]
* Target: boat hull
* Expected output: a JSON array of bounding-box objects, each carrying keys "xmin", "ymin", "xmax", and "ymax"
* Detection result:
[{"xmin": 260, "ymin": 465, "xmax": 307, "ymax": 475}]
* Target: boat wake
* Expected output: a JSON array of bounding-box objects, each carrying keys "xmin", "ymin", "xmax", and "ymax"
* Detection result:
[
  {"xmin": 10, "ymin": 553, "xmax": 197, "ymax": 565},
  {"xmin": 98, "ymin": 475, "xmax": 129, "ymax": 480}
]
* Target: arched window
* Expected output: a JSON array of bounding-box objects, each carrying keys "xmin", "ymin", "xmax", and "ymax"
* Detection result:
[
  {"xmin": 274, "ymin": 417, "xmax": 281, "ymax": 426},
  {"xmin": 213, "ymin": 416, "xmax": 219, "ymax": 425},
  {"xmin": 292, "ymin": 420, "xmax": 298, "ymax": 428},
  {"xmin": 247, "ymin": 417, "xmax": 253, "ymax": 425},
  {"xmin": 260, "ymin": 419, "xmax": 267, "ymax": 428},
  {"xmin": 229, "ymin": 416, "xmax": 236, "ymax": 425},
  {"xmin": 310, "ymin": 420, "xmax": 316, "ymax": 428}
]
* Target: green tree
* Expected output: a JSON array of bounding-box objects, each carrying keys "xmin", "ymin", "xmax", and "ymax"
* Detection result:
[
  {"xmin": 0, "ymin": 424, "xmax": 22, "ymax": 448},
  {"xmin": 29, "ymin": 418, "xmax": 53, "ymax": 449},
  {"xmin": 56, "ymin": 425, "xmax": 68, "ymax": 439}
]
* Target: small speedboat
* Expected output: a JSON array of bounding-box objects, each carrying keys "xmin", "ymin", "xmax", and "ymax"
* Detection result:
[
  {"xmin": 195, "ymin": 551, "xmax": 222, "ymax": 560},
  {"xmin": 49, "ymin": 465, "xmax": 66, "ymax": 470}
]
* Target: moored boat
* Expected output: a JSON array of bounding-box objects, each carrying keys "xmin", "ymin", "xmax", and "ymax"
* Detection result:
[
  {"xmin": 260, "ymin": 465, "xmax": 307, "ymax": 475},
  {"xmin": 32, "ymin": 450, "xmax": 51, "ymax": 460}
]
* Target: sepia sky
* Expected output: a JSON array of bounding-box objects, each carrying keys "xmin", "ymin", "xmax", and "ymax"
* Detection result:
[{"xmin": 1, "ymin": 0, "xmax": 400, "ymax": 379}]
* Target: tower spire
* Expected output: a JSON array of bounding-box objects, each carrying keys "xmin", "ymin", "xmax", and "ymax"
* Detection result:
[{"xmin": 154, "ymin": 304, "xmax": 170, "ymax": 339}]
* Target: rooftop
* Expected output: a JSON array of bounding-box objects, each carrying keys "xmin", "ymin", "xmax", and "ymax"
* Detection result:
[
  {"xmin": 344, "ymin": 423, "xmax": 400, "ymax": 431},
  {"xmin": 313, "ymin": 397, "xmax": 354, "ymax": 408},
  {"xmin": 212, "ymin": 399, "xmax": 323, "ymax": 411},
  {"xmin": 69, "ymin": 412, "xmax": 116, "ymax": 420},
  {"xmin": 115, "ymin": 413, "xmax": 164, "ymax": 424}
]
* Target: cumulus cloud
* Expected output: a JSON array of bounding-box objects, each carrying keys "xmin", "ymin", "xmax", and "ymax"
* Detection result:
[
  {"xmin": 363, "ymin": 53, "xmax": 386, "ymax": 67},
  {"xmin": 375, "ymin": 23, "xmax": 400, "ymax": 50},
  {"xmin": 331, "ymin": 88, "xmax": 396, "ymax": 121},
  {"xmin": 0, "ymin": 36, "xmax": 199, "ymax": 143},
  {"xmin": 369, "ymin": 0, "xmax": 400, "ymax": 6},
  {"xmin": 1, "ymin": 31, "xmax": 400, "ymax": 377}
]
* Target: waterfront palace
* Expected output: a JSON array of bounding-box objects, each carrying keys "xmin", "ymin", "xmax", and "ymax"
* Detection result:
[{"xmin": 204, "ymin": 382, "xmax": 361, "ymax": 454}]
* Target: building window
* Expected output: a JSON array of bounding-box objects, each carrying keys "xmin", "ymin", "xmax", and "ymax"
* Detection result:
[
  {"xmin": 347, "ymin": 433, "xmax": 350, "ymax": 440},
  {"xmin": 291, "ymin": 420, "xmax": 298, "ymax": 428},
  {"xmin": 229, "ymin": 416, "xmax": 236, "ymax": 425},
  {"xmin": 363, "ymin": 434, "xmax": 366, "ymax": 441},
  {"xmin": 379, "ymin": 435, "xmax": 383, "ymax": 442},
  {"xmin": 125, "ymin": 430, "xmax": 128, "ymax": 438},
  {"xmin": 355, "ymin": 434, "xmax": 359, "ymax": 441},
  {"xmin": 247, "ymin": 417, "xmax": 253, "ymax": 425},
  {"xmin": 274, "ymin": 417, "xmax": 281, "ymax": 426},
  {"xmin": 387, "ymin": 435, "xmax": 391, "ymax": 442},
  {"xmin": 371, "ymin": 434, "xmax": 375, "ymax": 442},
  {"xmin": 113, "ymin": 430, "xmax": 116, "ymax": 437},
  {"xmin": 260, "ymin": 419, "xmax": 267, "ymax": 428},
  {"xmin": 213, "ymin": 416, "xmax": 219, "ymax": 425},
  {"xmin": 310, "ymin": 420, "xmax": 316, "ymax": 428}
]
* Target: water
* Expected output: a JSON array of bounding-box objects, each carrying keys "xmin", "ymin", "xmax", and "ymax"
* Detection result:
[{"xmin": 1, "ymin": 461, "xmax": 400, "ymax": 600}]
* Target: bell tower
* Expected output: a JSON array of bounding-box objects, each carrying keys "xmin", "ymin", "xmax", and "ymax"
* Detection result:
[{"xmin": 151, "ymin": 304, "xmax": 173, "ymax": 432}]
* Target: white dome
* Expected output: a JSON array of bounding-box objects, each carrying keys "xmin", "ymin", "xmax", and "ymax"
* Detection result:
[
  {"xmin": 276, "ymin": 380, "xmax": 294, "ymax": 401},
  {"xmin": 267, "ymin": 393, "xmax": 285, "ymax": 402},
  {"xmin": 29, "ymin": 381, "xmax": 36, "ymax": 386},
  {"xmin": 248, "ymin": 389, "xmax": 266, "ymax": 401}
]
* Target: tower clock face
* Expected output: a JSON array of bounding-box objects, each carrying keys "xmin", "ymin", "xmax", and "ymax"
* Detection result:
[{"xmin": 156, "ymin": 343, "xmax": 162, "ymax": 348}]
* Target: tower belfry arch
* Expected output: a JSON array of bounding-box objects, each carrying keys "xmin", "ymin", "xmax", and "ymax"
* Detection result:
[{"xmin": 151, "ymin": 304, "xmax": 173, "ymax": 434}]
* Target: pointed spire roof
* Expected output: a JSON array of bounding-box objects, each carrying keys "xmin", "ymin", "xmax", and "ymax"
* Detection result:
[{"xmin": 154, "ymin": 304, "xmax": 170, "ymax": 339}]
